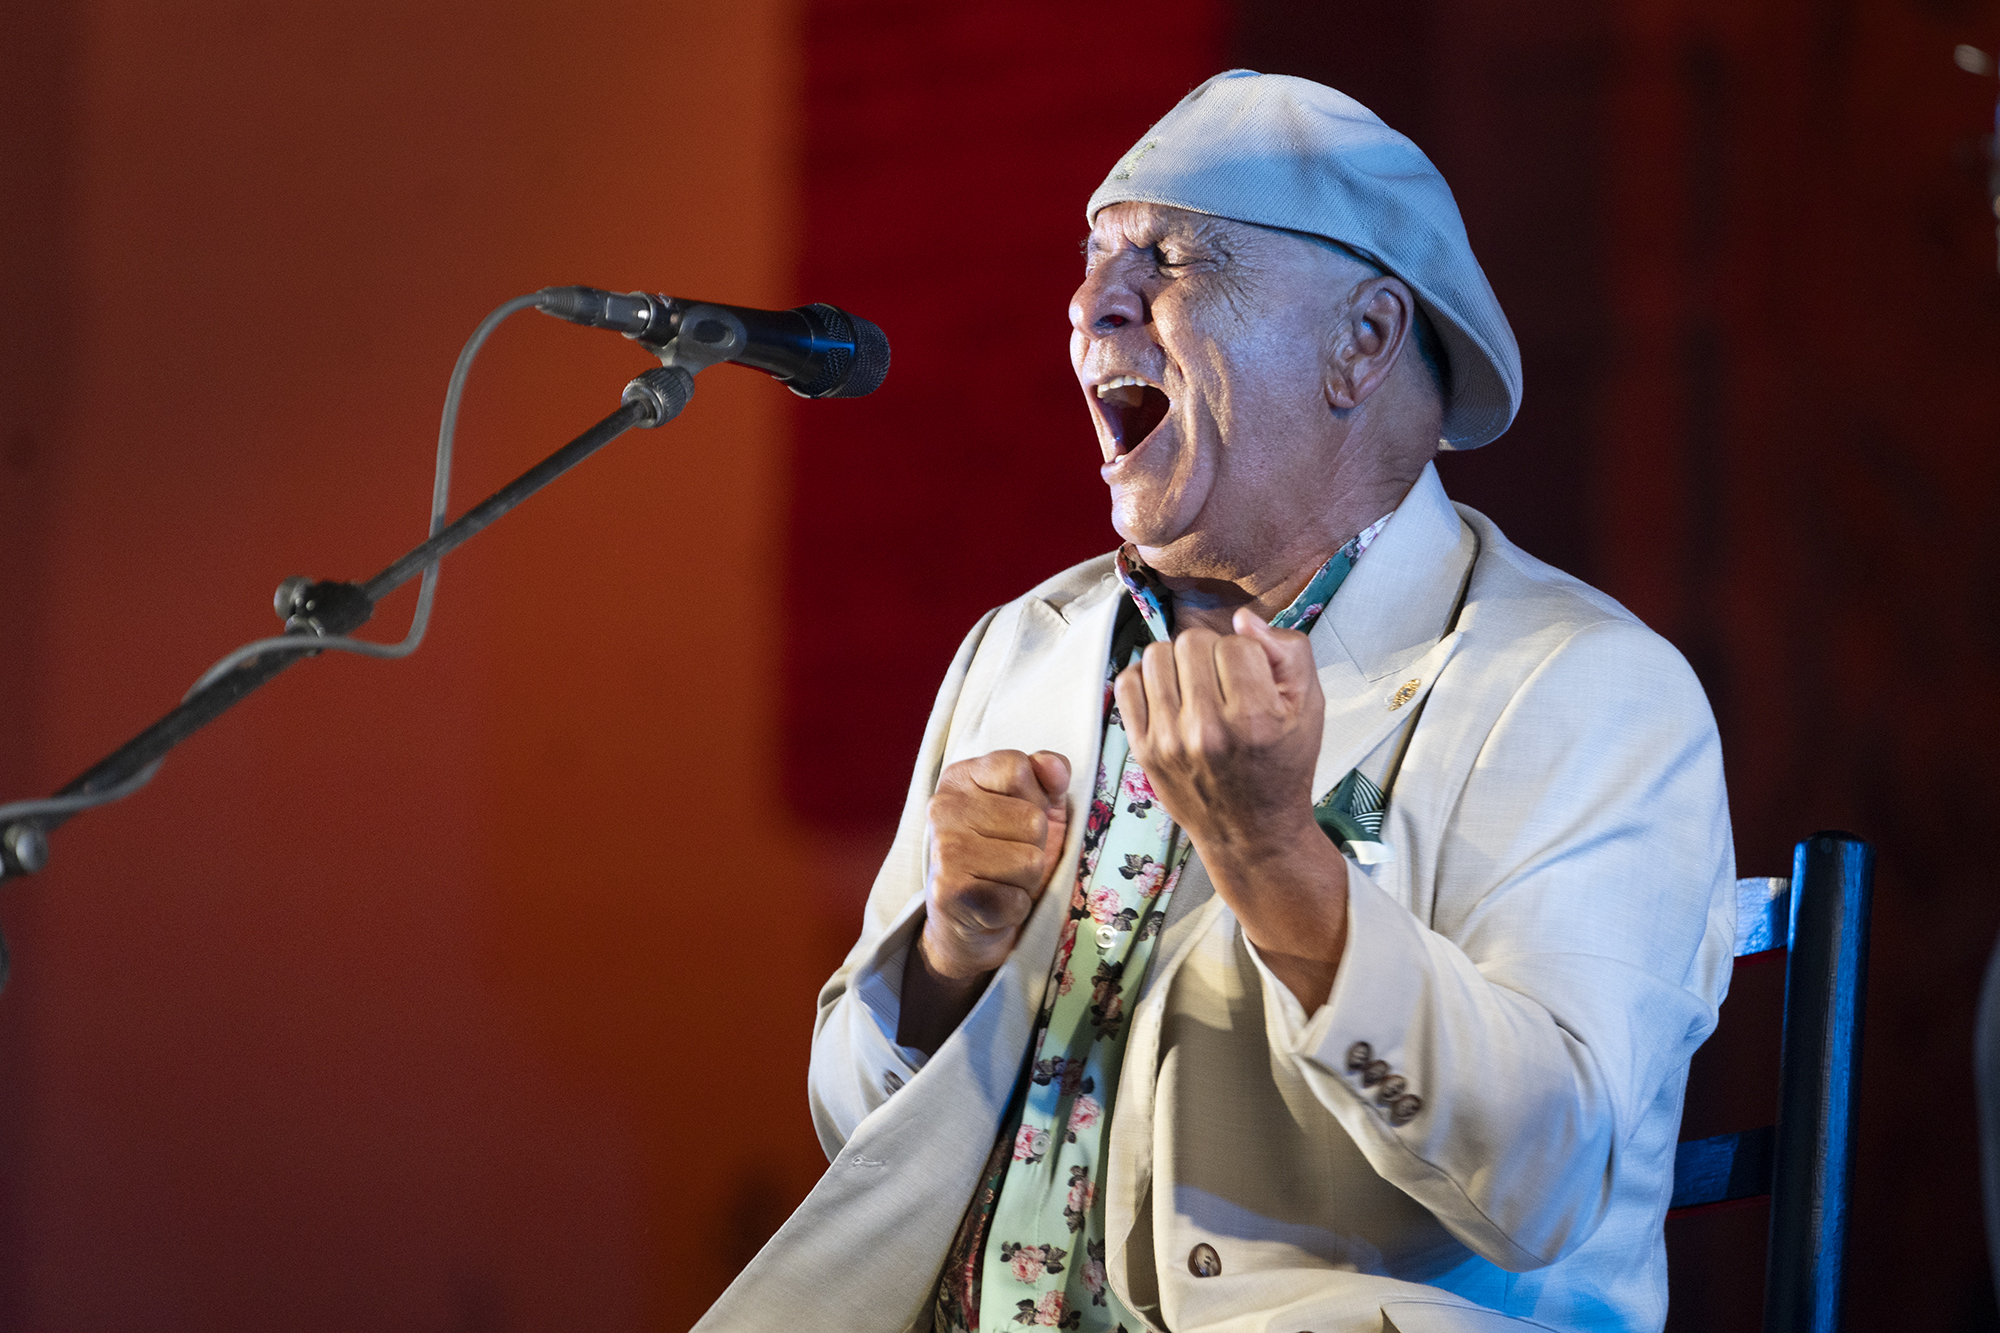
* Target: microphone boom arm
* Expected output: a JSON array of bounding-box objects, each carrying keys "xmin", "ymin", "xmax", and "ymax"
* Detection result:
[{"xmin": 0, "ymin": 363, "xmax": 695, "ymax": 901}]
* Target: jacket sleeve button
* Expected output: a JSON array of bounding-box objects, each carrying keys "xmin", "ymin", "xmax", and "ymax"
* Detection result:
[
  {"xmin": 1362, "ymin": 1059, "xmax": 1390, "ymax": 1087},
  {"xmin": 1375, "ymin": 1074, "xmax": 1407, "ymax": 1103},
  {"xmin": 1345, "ymin": 1041, "xmax": 1372, "ymax": 1070},
  {"xmin": 1390, "ymin": 1093, "xmax": 1423, "ymax": 1125},
  {"xmin": 1188, "ymin": 1242, "xmax": 1222, "ymax": 1277}
]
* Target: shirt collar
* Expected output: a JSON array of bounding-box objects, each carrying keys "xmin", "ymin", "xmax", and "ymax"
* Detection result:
[{"xmin": 1114, "ymin": 512, "xmax": 1393, "ymax": 647}]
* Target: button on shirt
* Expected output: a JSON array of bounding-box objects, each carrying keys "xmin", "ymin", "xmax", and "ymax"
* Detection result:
[{"xmin": 931, "ymin": 517, "xmax": 1390, "ymax": 1333}]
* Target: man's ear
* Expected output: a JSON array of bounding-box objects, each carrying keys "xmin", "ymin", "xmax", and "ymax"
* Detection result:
[{"xmin": 1324, "ymin": 277, "xmax": 1416, "ymax": 412}]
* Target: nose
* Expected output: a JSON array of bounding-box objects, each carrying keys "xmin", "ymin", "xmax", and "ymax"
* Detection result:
[{"xmin": 1069, "ymin": 255, "xmax": 1144, "ymax": 341}]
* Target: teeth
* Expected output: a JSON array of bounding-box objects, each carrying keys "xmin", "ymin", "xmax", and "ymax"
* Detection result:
[{"xmin": 1095, "ymin": 374, "xmax": 1158, "ymax": 398}]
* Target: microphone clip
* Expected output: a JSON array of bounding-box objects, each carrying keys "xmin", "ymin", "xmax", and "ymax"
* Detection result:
[{"xmin": 648, "ymin": 304, "xmax": 751, "ymax": 377}]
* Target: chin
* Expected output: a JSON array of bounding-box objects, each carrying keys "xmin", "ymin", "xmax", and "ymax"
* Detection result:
[
  {"xmin": 1108, "ymin": 499, "xmax": 1183, "ymax": 552},
  {"xmin": 1112, "ymin": 521, "xmax": 1213, "ymax": 574},
  {"xmin": 1105, "ymin": 430, "xmax": 1212, "ymax": 555}
]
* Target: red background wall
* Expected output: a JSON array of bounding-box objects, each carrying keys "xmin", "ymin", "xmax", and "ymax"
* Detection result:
[{"xmin": 3, "ymin": 0, "xmax": 1999, "ymax": 1328}]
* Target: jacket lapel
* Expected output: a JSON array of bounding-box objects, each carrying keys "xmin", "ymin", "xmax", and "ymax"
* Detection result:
[
  {"xmin": 957, "ymin": 574, "xmax": 1120, "ymax": 801},
  {"xmin": 1306, "ymin": 461, "xmax": 1477, "ymax": 798}
]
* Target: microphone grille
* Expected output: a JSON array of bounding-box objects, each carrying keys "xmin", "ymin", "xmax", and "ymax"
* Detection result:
[
  {"xmin": 832, "ymin": 313, "xmax": 891, "ymax": 398},
  {"xmin": 795, "ymin": 304, "xmax": 891, "ymax": 399}
]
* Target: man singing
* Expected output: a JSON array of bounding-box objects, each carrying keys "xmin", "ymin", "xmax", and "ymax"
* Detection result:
[{"xmin": 700, "ymin": 71, "xmax": 1735, "ymax": 1333}]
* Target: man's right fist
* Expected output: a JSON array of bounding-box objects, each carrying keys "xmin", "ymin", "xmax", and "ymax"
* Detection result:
[{"xmin": 919, "ymin": 749, "xmax": 1073, "ymax": 982}]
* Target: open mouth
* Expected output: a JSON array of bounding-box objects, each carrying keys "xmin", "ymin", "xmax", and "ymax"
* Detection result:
[{"xmin": 1095, "ymin": 376, "xmax": 1170, "ymax": 457}]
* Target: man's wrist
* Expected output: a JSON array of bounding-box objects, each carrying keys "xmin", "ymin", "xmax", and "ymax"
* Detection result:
[
  {"xmin": 1195, "ymin": 811, "xmax": 1349, "ymax": 965},
  {"xmin": 1191, "ymin": 801, "xmax": 1328, "ymax": 879},
  {"xmin": 915, "ymin": 922, "xmax": 996, "ymax": 987},
  {"xmin": 898, "ymin": 921, "xmax": 994, "ymax": 1054}
]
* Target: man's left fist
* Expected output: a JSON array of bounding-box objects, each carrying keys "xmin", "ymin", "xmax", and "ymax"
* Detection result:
[{"xmin": 1112, "ymin": 606, "xmax": 1324, "ymax": 856}]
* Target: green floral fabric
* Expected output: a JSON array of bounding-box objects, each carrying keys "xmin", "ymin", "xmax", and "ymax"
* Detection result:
[{"xmin": 933, "ymin": 519, "xmax": 1388, "ymax": 1333}]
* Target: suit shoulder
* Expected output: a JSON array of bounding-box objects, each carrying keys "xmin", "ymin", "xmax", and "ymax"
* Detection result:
[
  {"xmin": 1452, "ymin": 503, "xmax": 1712, "ymax": 709},
  {"xmin": 1456, "ymin": 503, "xmax": 1652, "ymax": 643}
]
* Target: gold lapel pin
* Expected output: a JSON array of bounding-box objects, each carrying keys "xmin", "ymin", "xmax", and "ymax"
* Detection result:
[{"xmin": 1388, "ymin": 679, "xmax": 1422, "ymax": 710}]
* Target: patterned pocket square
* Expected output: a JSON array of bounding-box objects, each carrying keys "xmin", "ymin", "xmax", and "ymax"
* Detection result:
[{"xmin": 1314, "ymin": 768, "xmax": 1395, "ymax": 864}]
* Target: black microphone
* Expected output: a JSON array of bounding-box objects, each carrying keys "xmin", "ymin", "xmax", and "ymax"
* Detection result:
[{"xmin": 536, "ymin": 286, "xmax": 890, "ymax": 399}]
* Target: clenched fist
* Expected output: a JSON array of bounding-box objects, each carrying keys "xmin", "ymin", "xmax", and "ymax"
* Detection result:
[
  {"xmin": 899, "ymin": 749, "xmax": 1071, "ymax": 1053},
  {"xmin": 1114, "ymin": 608, "xmax": 1323, "ymax": 851}
]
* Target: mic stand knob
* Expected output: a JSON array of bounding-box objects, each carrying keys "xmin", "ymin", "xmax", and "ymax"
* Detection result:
[
  {"xmin": 2, "ymin": 824, "xmax": 47, "ymax": 875},
  {"xmin": 272, "ymin": 578, "xmax": 375, "ymax": 637},
  {"xmin": 621, "ymin": 366, "xmax": 696, "ymax": 428}
]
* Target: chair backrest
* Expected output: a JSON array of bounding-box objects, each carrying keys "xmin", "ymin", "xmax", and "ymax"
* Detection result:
[
  {"xmin": 1670, "ymin": 831, "xmax": 1875, "ymax": 1333},
  {"xmin": 1975, "ymin": 928, "xmax": 2000, "ymax": 1312}
]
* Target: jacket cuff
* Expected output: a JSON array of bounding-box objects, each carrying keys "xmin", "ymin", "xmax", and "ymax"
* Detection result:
[
  {"xmin": 852, "ymin": 931, "xmax": 934, "ymax": 1079},
  {"xmin": 1249, "ymin": 860, "xmax": 1433, "ymax": 1129},
  {"xmin": 810, "ymin": 908, "xmax": 931, "ymax": 1142}
]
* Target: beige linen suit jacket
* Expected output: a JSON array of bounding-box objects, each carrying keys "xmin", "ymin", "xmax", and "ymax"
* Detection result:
[{"xmin": 696, "ymin": 464, "xmax": 1736, "ymax": 1333}]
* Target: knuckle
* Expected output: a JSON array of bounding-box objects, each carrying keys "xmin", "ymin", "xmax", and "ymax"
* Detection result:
[
  {"xmin": 960, "ymin": 885, "xmax": 1025, "ymax": 931},
  {"xmin": 930, "ymin": 836, "xmax": 979, "ymax": 883},
  {"xmin": 1190, "ymin": 720, "xmax": 1233, "ymax": 759},
  {"xmin": 965, "ymin": 747, "xmax": 1025, "ymax": 784}
]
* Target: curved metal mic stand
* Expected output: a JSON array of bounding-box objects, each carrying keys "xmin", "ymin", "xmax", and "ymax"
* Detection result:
[{"xmin": 0, "ymin": 360, "xmax": 697, "ymax": 982}]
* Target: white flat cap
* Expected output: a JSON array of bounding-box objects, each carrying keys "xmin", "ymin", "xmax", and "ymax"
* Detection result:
[{"xmin": 1088, "ymin": 70, "xmax": 1522, "ymax": 450}]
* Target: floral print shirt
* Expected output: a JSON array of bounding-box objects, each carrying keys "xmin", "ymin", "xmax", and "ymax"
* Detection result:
[{"xmin": 932, "ymin": 516, "xmax": 1391, "ymax": 1333}]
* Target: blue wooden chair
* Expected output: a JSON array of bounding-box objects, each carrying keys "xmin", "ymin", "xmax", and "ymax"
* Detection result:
[{"xmin": 1669, "ymin": 832, "xmax": 1875, "ymax": 1332}]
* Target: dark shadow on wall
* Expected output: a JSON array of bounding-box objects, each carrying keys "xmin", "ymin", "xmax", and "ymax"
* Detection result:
[{"xmin": 0, "ymin": 0, "xmax": 75, "ymax": 1323}]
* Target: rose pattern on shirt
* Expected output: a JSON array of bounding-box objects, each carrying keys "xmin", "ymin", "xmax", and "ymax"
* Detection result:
[
  {"xmin": 1082, "ymin": 1240, "xmax": 1108, "ymax": 1305},
  {"xmin": 1050, "ymin": 919, "xmax": 1079, "ymax": 997},
  {"xmin": 1031, "ymin": 1057, "xmax": 1095, "ymax": 1102},
  {"xmin": 1086, "ymin": 959, "xmax": 1127, "ymax": 1039},
  {"xmin": 1118, "ymin": 765, "xmax": 1158, "ymax": 818},
  {"xmin": 1084, "ymin": 885, "xmax": 1129, "ymax": 930},
  {"xmin": 999, "ymin": 1241, "xmax": 1067, "ymax": 1283},
  {"xmin": 1116, "ymin": 853, "xmax": 1165, "ymax": 897},
  {"xmin": 1014, "ymin": 1291, "xmax": 1080, "ymax": 1328},
  {"xmin": 1080, "ymin": 792, "xmax": 1115, "ymax": 862},
  {"xmin": 1063, "ymin": 1165, "xmax": 1095, "ymax": 1233}
]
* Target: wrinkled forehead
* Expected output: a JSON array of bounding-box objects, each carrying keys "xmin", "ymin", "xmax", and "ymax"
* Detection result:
[
  {"xmin": 1096, "ymin": 202, "xmax": 1232, "ymax": 244},
  {"xmin": 1084, "ymin": 201, "xmax": 1241, "ymax": 250},
  {"xmin": 1083, "ymin": 201, "xmax": 1381, "ymax": 276}
]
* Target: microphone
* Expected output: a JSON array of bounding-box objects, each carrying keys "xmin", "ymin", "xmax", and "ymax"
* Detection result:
[{"xmin": 536, "ymin": 286, "xmax": 890, "ymax": 399}]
